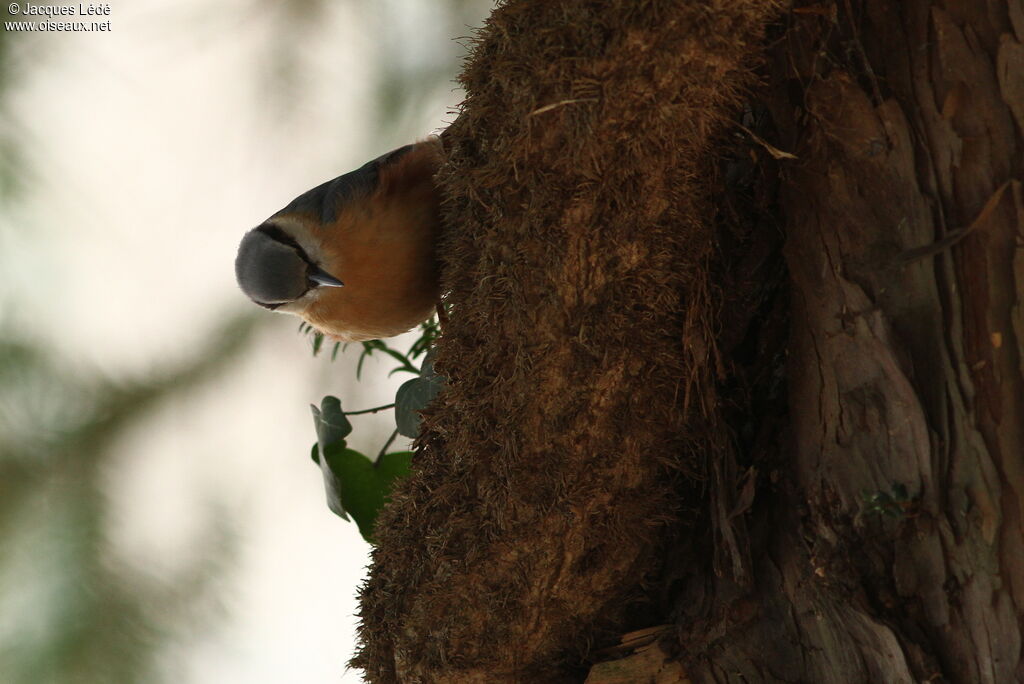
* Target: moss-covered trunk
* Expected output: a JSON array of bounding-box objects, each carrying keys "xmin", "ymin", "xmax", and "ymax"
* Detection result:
[{"xmin": 354, "ymin": 1, "xmax": 1024, "ymax": 682}]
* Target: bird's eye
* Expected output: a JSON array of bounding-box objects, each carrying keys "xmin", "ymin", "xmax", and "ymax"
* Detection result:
[{"xmin": 254, "ymin": 301, "xmax": 282, "ymax": 311}]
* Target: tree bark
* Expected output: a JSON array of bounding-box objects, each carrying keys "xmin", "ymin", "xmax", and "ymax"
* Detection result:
[
  {"xmin": 353, "ymin": 1, "xmax": 1024, "ymax": 682},
  {"xmin": 674, "ymin": 2, "xmax": 1023, "ymax": 682}
]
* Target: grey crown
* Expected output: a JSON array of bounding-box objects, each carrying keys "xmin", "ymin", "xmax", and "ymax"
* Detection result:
[{"xmin": 234, "ymin": 228, "xmax": 310, "ymax": 306}]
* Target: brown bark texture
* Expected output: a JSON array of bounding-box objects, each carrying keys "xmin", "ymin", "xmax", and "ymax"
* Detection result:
[
  {"xmin": 674, "ymin": 1, "xmax": 1024, "ymax": 683},
  {"xmin": 353, "ymin": 0, "xmax": 1024, "ymax": 682}
]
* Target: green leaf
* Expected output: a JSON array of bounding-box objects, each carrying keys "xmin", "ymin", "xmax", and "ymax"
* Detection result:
[
  {"xmin": 407, "ymin": 317, "xmax": 440, "ymax": 360},
  {"xmin": 311, "ymin": 396, "xmax": 353, "ymax": 452},
  {"xmin": 310, "ymin": 397, "xmax": 354, "ymax": 521},
  {"xmin": 310, "ymin": 396, "xmax": 412, "ymax": 541},
  {"xmin": 380, "ymin": 346, "xmax": 418, "ymax": 375},
  {"xmin": 356, "ymin": 338, "xmax": 420, "ymax": 377},
  {"xmin": 420, "ymin": 346, "xmax": 438, "ymax": 378},
  {"xmin": 356, "ymin": 340, "xmax": 387, "ymax": 379},
  {"xmin": 394, "ymin": 348, "xmax": 444, "ymax": 438},
  {"xmin": 314, "ymin": 445, "xmax": 412, "ymax": 542}
]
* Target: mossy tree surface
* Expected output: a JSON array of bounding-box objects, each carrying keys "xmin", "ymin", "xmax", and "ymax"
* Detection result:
[{"xmin": 354, "ymin": 1, "xmax": 1024, "ymax": 682}]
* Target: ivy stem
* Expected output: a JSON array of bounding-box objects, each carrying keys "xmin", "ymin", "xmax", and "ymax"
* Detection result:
[
  {"xmin": 376, "ymin": 428, "xmax": 400, "ymax": 463},
  {"xmin": 344, "ymin": 403, "xmax": 396, "ymax": 416}
]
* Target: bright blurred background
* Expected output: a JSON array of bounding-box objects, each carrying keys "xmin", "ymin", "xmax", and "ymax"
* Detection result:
[{"xmin": 0, "ymin": 1, "xmax": 491, "ymax": 681}]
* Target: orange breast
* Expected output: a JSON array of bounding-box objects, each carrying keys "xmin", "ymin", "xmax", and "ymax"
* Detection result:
[{"xmin": 303, "ymin": 181, "xmax": 441, "ymax": 341}]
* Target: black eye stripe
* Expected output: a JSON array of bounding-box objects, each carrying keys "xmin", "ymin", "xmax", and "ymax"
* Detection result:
[
  {"xmin": 256, "ymin": 224, "xmax": 311, "ymax": 263},
  {"xmin": 253, "ymin": 223, "xmax": 334, "ymax": 292}
]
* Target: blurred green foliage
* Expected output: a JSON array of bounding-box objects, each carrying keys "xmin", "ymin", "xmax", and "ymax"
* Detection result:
[
  {"xmin": 0, "ymin": 6, "xmax": 263, "ymax": 678},
  {"xmin": 0, "ymin": 314, "xmax": 258, "ymax": 683},
  {"xmin": 0, "ymin": 0, "xmax": 490, "ymax": 680}
]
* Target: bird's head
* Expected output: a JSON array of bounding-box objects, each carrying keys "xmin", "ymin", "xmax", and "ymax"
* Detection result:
[
  {"xmin": 234, "ymin": 139, "xmax": 442, "ymax": 341},
  {"xmin": 234, "ymin": 222, "xmax": 344, "ymax": 312}
]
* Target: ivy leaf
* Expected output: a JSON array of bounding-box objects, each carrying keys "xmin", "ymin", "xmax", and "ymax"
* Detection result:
[
  {"xmin": 310, "ymin": 396, "xmax": 354, "ymax": 521},
  {"xmin": 310, "ymin": 396, "xmax": 412, "ymax": 542},
  {"xmin": 311, "ymin": 444, "xmax": 412, "ymax": 542},
  {"xmin": 394, "ymin": 348, "xmax": 444, "ymax": 438},
  {"xmin": 311, "ymin": 396, "xmax": 352, "ymax": 453}
]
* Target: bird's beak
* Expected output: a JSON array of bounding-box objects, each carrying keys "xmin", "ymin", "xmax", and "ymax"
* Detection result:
[{"xmin": 309, "ymin": 266, "xmax": 345, "ymax": 288}]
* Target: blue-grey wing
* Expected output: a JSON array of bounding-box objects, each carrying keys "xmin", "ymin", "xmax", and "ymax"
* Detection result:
[{"xmin": 273, "ymin": 144, "xmax": 416, "ymax": 225}]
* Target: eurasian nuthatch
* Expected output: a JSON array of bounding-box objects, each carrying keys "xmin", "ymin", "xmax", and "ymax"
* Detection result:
[{"xmin": 234, "ymin": 138, "xmax": 443, "ymax": 341}]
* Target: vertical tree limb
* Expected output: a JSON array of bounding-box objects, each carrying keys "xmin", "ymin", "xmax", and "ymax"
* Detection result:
[{"xmin": 354, "ymin": 2, "xmax": 781, "ymax": 682}]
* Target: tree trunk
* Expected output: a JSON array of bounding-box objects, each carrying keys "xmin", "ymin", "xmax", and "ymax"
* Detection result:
[
  {"xmin": 353, "ymin": 1, "xmax": 1024, "ymax": 682},
  {"xmin": 676, "ymin": 2, "xmax": 1024, "ymax": 682}
]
